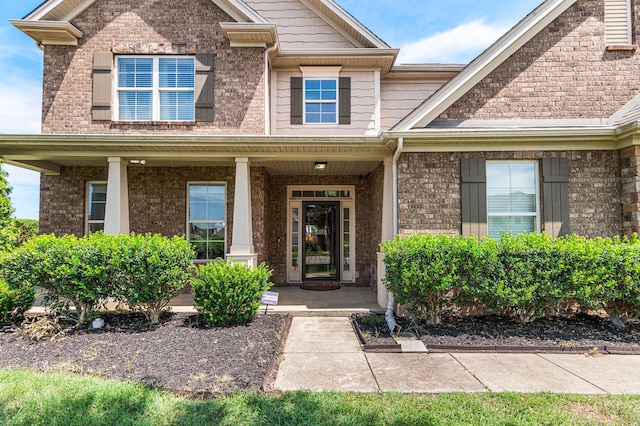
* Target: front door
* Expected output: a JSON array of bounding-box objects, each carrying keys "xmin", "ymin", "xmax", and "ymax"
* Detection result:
[{"xmin": 303, "ymin": 201, "xmax": 339, "ymax": 280}]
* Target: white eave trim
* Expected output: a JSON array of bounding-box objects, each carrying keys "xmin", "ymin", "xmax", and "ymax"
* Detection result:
[
  {"xmin": 212, "ymin": 0, "xmax": 267, "ymax": 23},
  {"xmin": 10, "ymin": 19, "xmax": 83, "ymax": 45},
  {"xmin": 307, "ymin": 0, "xmax": 390, "ymax": 49},
  {"xmin": 220, "ymin": 22, "xmax": 278, "ymax": 47},
  {"xmin": 392, "ymin": 0, "xmax": 577, "ymax": 131}
]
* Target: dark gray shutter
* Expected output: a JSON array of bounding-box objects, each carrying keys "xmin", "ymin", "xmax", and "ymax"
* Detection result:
[
  {"xmin": 290, "ymin": 77, "xmax": 303, "ymax": 125},
  {"xmin": 195, "ymin": 54, "xmax": 214, "ymax": 122},
  {"xmin": 92, "ymin": 53, "xmax": 112, "ymax": 121},
  {"xmin": 542, "ymin": 157, "xmax": 570, "ymax": 238},
  {"xmin": 339, "ymin": 77, "xmax": 351, "ymax": 125},
  {"xmin": 461, "ymin": 157, "xmax": 487, "ymax": 237}
]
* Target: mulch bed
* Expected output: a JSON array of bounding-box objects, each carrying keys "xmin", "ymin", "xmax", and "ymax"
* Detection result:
[
  {"xmin": 353, "ymin": 313, "xmax": 640, "ymax": 354},
  {"xmin": 0, "ymin": 311, "xmax": 287, "ymax": 395}
]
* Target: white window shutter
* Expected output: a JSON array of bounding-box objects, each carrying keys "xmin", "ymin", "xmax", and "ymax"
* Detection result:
[{"xmin": 605, "ymin": 0, "xmax": 632, "ymax": 46}]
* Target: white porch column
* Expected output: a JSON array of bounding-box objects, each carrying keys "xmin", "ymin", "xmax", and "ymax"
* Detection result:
[
  {"xmin": 104, "ymin": 157, "xmax": 130, "ymax": 235},
  {"xmin": 228, "ymin": 157, "xmax": 257, "ymax": 267},
  {"xmin": 377, "ymin": 157, "xmax": 394, "ymax": 308}
]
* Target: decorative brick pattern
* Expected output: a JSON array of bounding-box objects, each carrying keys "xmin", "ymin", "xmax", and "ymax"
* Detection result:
[
  {"xmin": 41, "ymin": 0, "xmax": 264, "ymax": 135},
  {"xmin": 439, "ymin": 0, "xmax": 640, "ymax": 121},
  {"xmin": 398, "ymin": 151, "xmax": 622, "ymax": 238}
]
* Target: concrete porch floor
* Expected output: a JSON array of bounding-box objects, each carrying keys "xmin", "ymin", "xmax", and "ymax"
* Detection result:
[
  {"xmin": 167, "ymin": 286, "xmax": 384, "ymax": 314},
  {"xmin": 29, "ymin": 286, "xmax": 384, "ymax": 315}
]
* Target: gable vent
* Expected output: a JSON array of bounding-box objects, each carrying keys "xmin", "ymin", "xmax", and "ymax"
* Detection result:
[{"xmin": 605, "ymin": 0, "xmax": 632, "ymax": 45}]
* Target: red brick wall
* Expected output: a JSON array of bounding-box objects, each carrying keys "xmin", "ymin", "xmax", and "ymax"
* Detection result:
[
  {"xmin": 41, "ymin": 0, "xmax": 264, "ymax": 134},
  {"xmin": 439, "ymin": 0, "xmax": 640, "ymax": 121},
  {"xmin": 398, "ymin": 151, "xmax": 622, "ymax": 238}
]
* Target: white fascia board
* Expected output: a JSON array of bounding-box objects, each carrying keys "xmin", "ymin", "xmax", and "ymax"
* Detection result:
[
  {"xmin": 212, "ymin": 0, "xmax": 267, "ymax": 23},
  {"xmin": 314, "ymin": 0, "xmax": 390, "ymax": 48},
  {"xmin": 24, "ymin": 0, "xmax": 65, "ymax": 21},
  {"xmin": 393, "ymin": 0, "xmax": 577, "ymax": 131}
]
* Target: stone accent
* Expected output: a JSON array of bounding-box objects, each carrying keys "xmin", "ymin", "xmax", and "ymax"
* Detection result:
[
  {"xmin": 41, "ymin": 0, "xmax": 264, "ymax": 135},
  {"xmin": 439, "ymin": 0, "xmax": 640, "ymax": 121},
  {"xmin": 266, "ymin": 170, "xmax": 384, "ymax": 287},
  {"xmin": 620, "ymin": 146, "xmax": 640, "ymax": 237},
  {"xmin": 398, "ymin": 151, "xmax": 622, "ymax": 238}
]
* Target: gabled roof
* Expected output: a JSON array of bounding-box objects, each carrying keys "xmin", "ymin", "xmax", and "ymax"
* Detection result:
[
  {"xmin": 392, "ymin": 0, "xmax": 577, "ymax": 131},
  {"xmin": 12, "ymin": 0, "xmax": 268, "ymax": 45}
]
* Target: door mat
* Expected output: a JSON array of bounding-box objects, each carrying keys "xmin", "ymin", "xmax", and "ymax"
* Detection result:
[{"xmin": 300, "ymin": 285, "xmax": 341, "ymax": 291}]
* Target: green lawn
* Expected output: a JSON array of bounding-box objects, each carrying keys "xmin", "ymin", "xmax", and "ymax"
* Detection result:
[{"xmin": 1, "ymin": 369, "xmax": 639, "ymax": 425}]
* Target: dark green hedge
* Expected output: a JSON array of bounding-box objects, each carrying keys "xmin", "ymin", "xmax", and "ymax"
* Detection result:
[{"xmin": 381, "ymin": 233, "xmax": 640, "ymax": 324}]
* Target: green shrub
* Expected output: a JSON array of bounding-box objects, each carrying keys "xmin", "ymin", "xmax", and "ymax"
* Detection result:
[
  {"xmin": 193, "ymin": 261, "xmax": 272, "ymax": 326},
  {"xmin": 0, "ymin": 278, "xmax": 35, "ymax": 324},
  {"xmin": 381, "ymin": 234, "xmax": 497, "ymax": 324},
  {"xmin": 3, "ymin": 234, "xmax": 112, "ymax": 323},
  {"xmin": 107, "ymin": 233, "xmax": 195, "ymax": 323},
  {"xmin": 478, "ymin": 233, "xmax": 564, "ymax": 324}
]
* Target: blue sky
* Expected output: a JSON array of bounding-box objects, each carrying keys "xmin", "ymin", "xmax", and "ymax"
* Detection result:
[{"xmin": 0, "ymin": 0, "xmax": 542, "ymax": 220}]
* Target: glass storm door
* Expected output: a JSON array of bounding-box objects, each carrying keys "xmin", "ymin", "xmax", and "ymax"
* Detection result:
[{"xmin": 303, "ymin": 202, "xmax": 339, "ymax": 280}]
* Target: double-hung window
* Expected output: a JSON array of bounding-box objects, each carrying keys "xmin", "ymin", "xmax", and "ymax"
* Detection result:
[
  {"xmin": 86, "ymin": 182, "xmax": 107, "ymax": 234},
  {"xmin": 486, "ymin": 161, "xmax": 540, "ymax": 239},
  {"xmin": 117, "ymin": 56, "xmax": 195, "ymax": 121},
  {"xmin": 304, "ymin": 79, "xmax": 337, "ymax": 124},
  {"xmin": 187, "ymin": 183, "xmax": 226, "ymax": 261}
]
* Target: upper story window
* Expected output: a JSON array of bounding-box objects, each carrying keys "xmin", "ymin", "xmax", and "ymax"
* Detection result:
[
  {"xmin": 304, "ymin": 79, "xmax": 337, "ymax": 124},
  {"xmin": 86, "ymin": 182, "xmax": 107, "ymax": 234},
  {"xmin": 290, "ymin": 66, "xmax": 350, "ymax": 125},
  {"xmin": 116, "ymin": 56, "xmax": 195, "ymax": 121},
  {"xmin": 486, "ymin": 161, "xmax": 540, "ymax": 239}
]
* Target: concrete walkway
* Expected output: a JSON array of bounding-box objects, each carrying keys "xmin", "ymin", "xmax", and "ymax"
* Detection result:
[{"xmin": 274, "ymin": 316, "xmax": 640, "ymax": 394}]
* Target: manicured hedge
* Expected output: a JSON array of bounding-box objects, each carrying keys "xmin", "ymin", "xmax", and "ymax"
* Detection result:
[
  {"xmin": 2, "ymin": 233, "xmax": 195, "ymax": 324},
  {"xmin": 193, "ymin": 260, "xmax": 272, "ymax": 326},
  {"xmin": 381, "ymin": 233, "xmax": 640, "ymax": 324}
]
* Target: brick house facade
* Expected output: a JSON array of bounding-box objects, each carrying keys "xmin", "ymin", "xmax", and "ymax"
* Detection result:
[{"xmin": 5, "ymin": 0, "xmax": 640, "ymax": 306}]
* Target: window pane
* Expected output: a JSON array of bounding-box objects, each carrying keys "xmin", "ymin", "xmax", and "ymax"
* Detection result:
[
  {"xmin": 119, "ymin": 92, "xmax": 152, "ymax": 121},
  {"xmin": 88, "ymin": 183, "xmax": 107, "ymax": 221},
  {"xmin": 487, "ymin": 163, "xmax": 536, "ymax": 214},
  {"xmin": 89, "ymin": 222, "xmax": 105, "ymax": 233},
  {"xmin": 489, "ymin": 216, "xmax": 535, "ymax": 239},
  {"xmin": 188, "ymin": 184, "xmax": 226, "ymax": 260}
]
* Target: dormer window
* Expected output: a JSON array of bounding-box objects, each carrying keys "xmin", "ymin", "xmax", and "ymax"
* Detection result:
[
  {"xmin": 605, "ymin": 0, "xmax": 633, "ymax": 47},
  {"xmin": 116, "ymin": 56, "xmax": 195, "ymax": 121}
]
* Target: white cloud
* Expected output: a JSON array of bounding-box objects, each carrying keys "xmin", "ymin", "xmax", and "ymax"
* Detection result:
[
  {"xmin": 0, "ymin": 73, "xmax": 41, "ymax": 134},
  {"xmin": 397, "ymin": 19, "xmax": 510, "ymax": 64}
]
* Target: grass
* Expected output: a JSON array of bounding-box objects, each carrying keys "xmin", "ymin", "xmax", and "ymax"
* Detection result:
[{"xmin": 1, "ymin": 369, "xmax": 640, "ymax": 425}]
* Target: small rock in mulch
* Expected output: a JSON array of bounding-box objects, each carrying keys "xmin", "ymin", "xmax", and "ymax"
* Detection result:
[
  {"xmin": 0, "ymin": 311, "xmax": 287, "ymax": 394},
  {"xmin": 353, "ymin": 312, "xmax": 640, "ymax": 350}
]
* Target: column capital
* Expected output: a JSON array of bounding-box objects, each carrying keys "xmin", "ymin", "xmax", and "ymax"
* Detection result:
[{"xmin": 235, "ymin": 157, "xmax": 250, "ymax": 164}]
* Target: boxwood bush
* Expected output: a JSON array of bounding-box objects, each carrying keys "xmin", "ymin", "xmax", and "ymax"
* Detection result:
[
  {"xmin": 107, "ymin": 233, "xmax": 195, "ymax": 323},
  {"xmin": 0, "ymin": 278, "xmax": 35, "ymax": 324},
  {"xmin": 2, "ymin": 233, "xmax": 195, "ymax": 324},
  {"xmin": 382, "ymin": 233, "xmax": 640, "ymax": 325},
  {"xmin": 193, "ymin": 260, "xmax": 272, "ymax": 326},
  {"xmin": 381, "ymin": 234, "xmax": 497, "ymax": 324}
]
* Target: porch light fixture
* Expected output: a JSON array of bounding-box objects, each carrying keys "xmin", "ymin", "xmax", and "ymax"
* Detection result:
[
  {"xmin": 129, "ymin": 159, "xmax": 146, "ymax": 166},
  {"xmin": 314, "ymin": 162, "xmax": 327, "ymax": 171}
]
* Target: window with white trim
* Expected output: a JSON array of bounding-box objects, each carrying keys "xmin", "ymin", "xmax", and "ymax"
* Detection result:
[
  {"xmin": 86, "ymin": 182, "xmax": 107, "ymax": 234},
  {"xmin": 116, "ymin": 56, "xmax": 195, "ymax": 121},
  {"xmin": 486, "ymin": 161, "xmax": 540, "ymax": 239},
  {"xmin": 304, "ymin": 79, "xmax": 337, "ymax": 124},
  {"xmin": 187, "ymin": 183, "xmax": 226, "ymax": 261}
]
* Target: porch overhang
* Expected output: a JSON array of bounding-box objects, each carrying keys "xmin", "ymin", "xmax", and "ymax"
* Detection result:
[
  {"xmin": 382, "ymin": 121, "xmax": 640, "ymax": 152},
  {"xmin": 0, "ymin": 134, "xmax": 393, "ymax": 175}
]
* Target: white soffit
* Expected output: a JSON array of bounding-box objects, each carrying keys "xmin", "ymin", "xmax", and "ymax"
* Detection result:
[{"xmin": 393, "ymin": 0, "xmax": 577, "ymax": 131}]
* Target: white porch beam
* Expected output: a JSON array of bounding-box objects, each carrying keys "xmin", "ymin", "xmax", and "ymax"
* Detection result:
[
  {"xmin": 228, "ymin": 157, "xmax": 256, "ymax": 267},
  {"xmin": 103, "ymin": 157, "xmax": 130, "ymax": 235}
]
